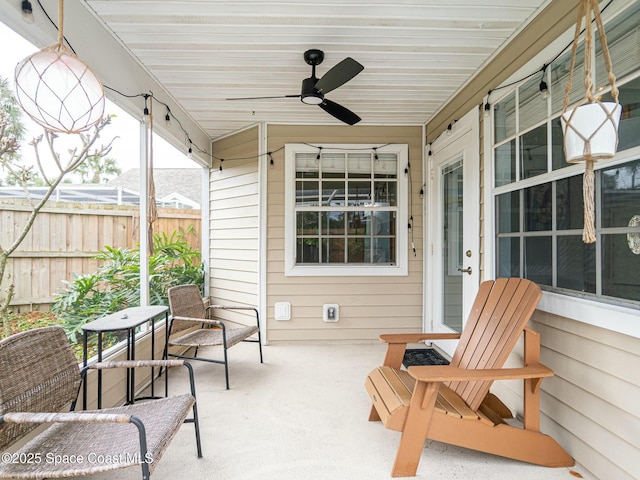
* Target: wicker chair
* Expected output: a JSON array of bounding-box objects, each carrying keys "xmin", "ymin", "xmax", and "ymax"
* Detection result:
[
  {"xmin": 166, "ymin": 284, "xmax": 263, "ymax": 390},
  {"xmin": 0, "ymin": 326, "xmax": 202, "ymax": 480}
]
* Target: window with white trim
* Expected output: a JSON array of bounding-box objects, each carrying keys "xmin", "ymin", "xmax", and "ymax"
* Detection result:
[
  {"xmin": 491, "ymin": 3, "xmax": 640, "ymax": 306},
  {"xmin": 284, "ymin": 143, "xmax": 408, "ymax": 276}
]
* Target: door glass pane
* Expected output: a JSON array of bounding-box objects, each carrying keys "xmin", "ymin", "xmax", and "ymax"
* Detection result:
[{"xmin": 442, "ymin": 160, "xmax": 463, "ymax": 333}]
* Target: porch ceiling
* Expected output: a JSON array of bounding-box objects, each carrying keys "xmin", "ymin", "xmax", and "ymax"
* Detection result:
[
  {"xmin": 83, "ymin": 0, "xmax": 549, "ymax": 140},
  {"xmin": 3, "ymin": 1, "xmax": 551, "ymax": 145}
]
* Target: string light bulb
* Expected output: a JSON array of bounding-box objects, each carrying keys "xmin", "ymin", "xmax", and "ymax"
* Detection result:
[
  {"xmin": 165, "ymin": 107, "xmax": 171, "ymax": 127},
  {"xmin": 446, "ymin": 121, "xmax": 455, "ymax": 136},
  {"xmin": 539, "ymin": 64, "xmax": 549, "ymax": 100},
  {"xmin": 484, "ymin": 102, "xmax": 491, "ymax": 118},
  {"xmin": 187, "ymin": 139, "xmax": 193, "ymax": 158},
  {"xmin": 21, "ymin": 0, "xmax": 34, "ymax": 23},
  {"xmin": 142, "ymin": 95, "xmax": 150, "ymax": 124},
  {"xmin": 268, "ymin": 152, "xmax": 274, "ymax": 169}
]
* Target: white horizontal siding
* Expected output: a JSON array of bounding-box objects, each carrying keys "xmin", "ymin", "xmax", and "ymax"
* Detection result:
[
  {"xmin": 490, "ymin": 310, "xmax": 640, "ymax": 480},
  {"xmin": 210, "ymin": 126, "xmax": 260, "ymax": 323}
]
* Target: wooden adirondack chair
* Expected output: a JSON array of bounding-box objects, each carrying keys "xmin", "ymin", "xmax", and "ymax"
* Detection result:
[{"xmin": 365, "ymin": 278, "xmax": 574, "ymax": 477}]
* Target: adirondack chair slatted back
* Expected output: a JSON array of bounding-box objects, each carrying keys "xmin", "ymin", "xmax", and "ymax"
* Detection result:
[
  {"xmin": 446, "ymin": 278, "xmax": 542, "ymax": 411},
  {"xmin": 0, "ymin": 327, "xmax": 81, "ymax": 450},
  {"xmin": 168, "ymin": 284, "xmax": 208, "ymax": 334}
]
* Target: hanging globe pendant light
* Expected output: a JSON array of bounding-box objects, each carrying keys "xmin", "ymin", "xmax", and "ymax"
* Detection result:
[{"xmin": 14, "ymin": 0, "xmax": 105, "ymax": 134}]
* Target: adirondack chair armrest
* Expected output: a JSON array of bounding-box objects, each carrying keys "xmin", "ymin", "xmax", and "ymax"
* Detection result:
[
  {"xmin": 407, "ymin": 363, "xmax": 554, "ymax": 383},
  {"xmin": 379, "ymin": 333, "xmax": 461, "ymax": 344}
]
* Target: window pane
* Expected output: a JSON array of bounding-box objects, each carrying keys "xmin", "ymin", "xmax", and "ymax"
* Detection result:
[
  {"xmin": 347, "ymin": 154, "xmax": 371, "ymax": 178},
  {"xmin": 321, "ymin": 238, "xmax": 345, "ymax": 263},
  {"xmin": 602, "ymin": 234, "xmax": 640, "ymax": 301},
  {"xmin": 374, "ymin": 181, "xmax": 397, "ymax": 206},
  {"xmin": 371, "ymin": 211, "xmax": 395, "ymax": 235},
  {"xmin": 497, "ymin": 237, "xmax": 520, "ymax": 277},
  {"xmin": 321, "ymin": 211, "xmax": 345, "ymax": 235},
  {"xmin": 296, "ymin": 180, "xmax": 319, "ymax": 206},
  {"xmin": 557, "ymin": 236, "xmax": 595, "ymax": 292},
  {"xmin": 495, "ymin": 140, "xmax": 516, "ymax": 187},
  {"xmin": 525, "ymin": 183, "xmax": 552, "ymax": 231},
  {"xmin": 556, "ymin": 175, "xmax": 583, "ymax": 230},
  {"xmin": 296, "ymin": 238, "xmax": 320, "ymax": 264},
  {"xmin": 348, "ymin": 237, "xmax": 365, "ymax": 262},
  {"xmin": 519, "ymin": 75, "xmax": 547, "ymax": 132},
  {"xmin": 296, "ymin": 211, "xmax": 318, "ymax": 235},
  {"xmin": 550, "ymin": 42, "xmax": 585, "ymax": 115},
  {"xmin": 524, "ymin": 236, "xmax": 552, "ymax": 285},
  {"xmin": 347, "ymin": 181, "xmax": 371, "ymax": 206},
  {"xmin": 520, "ymin": 124, "xmax": 548, "ymax": 179},
  {"xmin": 321, "ymin": 153, "xmax": 345, "ymax": 178},
  {"xmin": 368, "ymin": 237, "xmax": 394, "ymax": 263},
  {"xmin": 601, "ymin": 77, "xmax": 640, "ymax": 152},
  {"xmin": 321, "ymin": 181, "xmax": 345, "ymax": 206},
  {"xmin": 601, "ymin": 159, "xmax": 640, "ymax": 228},
  {"xmin": 347, "ymin": 211, "xmax": 367, "ymax": 234},
  {"xmin": 375, "ymin": 154, "xmax": 398, "ymax": 179},
  {"xmin": 551, "ymin": 117, "xmax": 566, "ymax": 170},
  {"xmin": 496, "ymin": 191, "xmax": 519, "ymax": 233},
  {"xmin": 595, "ymin": 3, "xmax": 640, "ymax": 90},
  {"xmin": 296, "ymin": 153, "xmax": 319, "ymax": 178},
  {"xmin": 494, "ymin": 92, "xmax": 516, "ymax": 143}
]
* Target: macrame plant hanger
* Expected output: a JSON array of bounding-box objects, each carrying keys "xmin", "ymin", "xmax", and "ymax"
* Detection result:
[
  {"xmin": 561, "ymin": 0, "xmax": 620, "ymax": 244},
  {"xmin": 14, "ymin": 0, "xmax": 105, "ymax": 134}
]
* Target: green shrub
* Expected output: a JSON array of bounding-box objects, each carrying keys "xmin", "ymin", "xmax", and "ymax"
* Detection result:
[{"xmin": 53, "ymin": 228, "xmax": 204, "ymax": 343}]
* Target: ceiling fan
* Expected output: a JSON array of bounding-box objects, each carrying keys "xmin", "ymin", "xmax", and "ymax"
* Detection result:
[{"xmin": 226, "ymin": 49, "xmax": 364, "ymax": 125}]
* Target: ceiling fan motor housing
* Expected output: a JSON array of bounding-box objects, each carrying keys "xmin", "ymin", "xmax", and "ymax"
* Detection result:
[{"xmin": 300, "ymin": 77, "xmax": 324, "ymax": 105}]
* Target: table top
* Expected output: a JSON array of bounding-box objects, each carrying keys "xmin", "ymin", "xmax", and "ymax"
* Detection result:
[{"xmin": 82, "ymin": 305, "xmax": 168, "ymax": 332}]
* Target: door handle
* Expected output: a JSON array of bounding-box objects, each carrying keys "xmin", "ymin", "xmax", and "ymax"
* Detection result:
[{"xmin": 458, "ymin": 266, "xmax": 472, "ymax": 275}]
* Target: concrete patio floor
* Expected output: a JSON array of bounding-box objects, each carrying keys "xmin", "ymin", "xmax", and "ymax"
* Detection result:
[{"xmin": 85, "ymin": 341, "xmax": 594, "ymax": 480}]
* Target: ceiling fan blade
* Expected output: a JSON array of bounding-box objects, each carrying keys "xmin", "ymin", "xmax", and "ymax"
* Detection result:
[
  {"xmin": 314, "ymin": 57, "xmax": 364, "ymax": 95},
  {"xmin": 225, "ymin": 94, "xmax": 300, "ymax": 101},
  {"xmin": 319, "ymin": 99, "xmax": 361, "ymax": 125}
]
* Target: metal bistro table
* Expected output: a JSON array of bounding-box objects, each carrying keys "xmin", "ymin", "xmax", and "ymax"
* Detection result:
[{"xmin": 82, "ymin": 305, "xmax": 169, "ymax": 409}]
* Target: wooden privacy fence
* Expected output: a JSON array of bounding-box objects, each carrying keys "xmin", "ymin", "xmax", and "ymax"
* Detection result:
[{"xmin": 0, "ymin": 199, "xmax": 201, "ymax": 311}]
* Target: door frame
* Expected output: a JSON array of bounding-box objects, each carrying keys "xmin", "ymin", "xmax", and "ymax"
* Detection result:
[{"xmin": 425, "ymin": 109, "xmax": 480, "ymax": 354}]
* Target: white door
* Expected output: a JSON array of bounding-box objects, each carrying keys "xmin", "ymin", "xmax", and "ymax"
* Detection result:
[{"xmin": 427, "ymin": 112, "xmax": 480, "ymax": 357}]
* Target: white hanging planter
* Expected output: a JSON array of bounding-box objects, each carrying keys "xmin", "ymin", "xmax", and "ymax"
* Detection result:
[{"xmin": 561, "ymin": 102, "xmax": 621, "ymax": 163}]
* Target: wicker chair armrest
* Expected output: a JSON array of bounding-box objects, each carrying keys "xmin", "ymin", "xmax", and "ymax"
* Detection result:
[
  {"xmin": 171, "ymin": 315, "xmax": 223, "ymax": 327},
  {"xmin": 210, "ymin": 305, "xmax": 256, "ymax": 311},
  {"xmin": 1, "ymin": 412, "xmax": 132, "ymax": 424},
  {"xmin": 91, "ymin": 359, "xmax": 185, "ymax": 370},
  {"xmin": 208, "ymin": 305, "xmax": 260, "ymax": 328}
]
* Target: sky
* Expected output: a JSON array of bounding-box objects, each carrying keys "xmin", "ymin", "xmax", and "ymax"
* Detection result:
[{"xmin": 0, "ymin": 21, "xmax": 200, "ymax": 181}]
